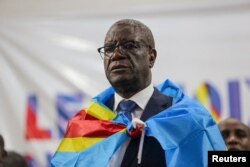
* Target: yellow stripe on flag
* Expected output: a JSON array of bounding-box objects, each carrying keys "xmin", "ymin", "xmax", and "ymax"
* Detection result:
[
  {"xmin": 57, "ymin": 129, "xmax": 126, "ymax": 152},
  {"xmin": 57, "ymin": 137, "xmax": 104, "ymax": 152},
  {"xmin": 86, "ymin": 102, "xmax": 116, "ymax": 120}
]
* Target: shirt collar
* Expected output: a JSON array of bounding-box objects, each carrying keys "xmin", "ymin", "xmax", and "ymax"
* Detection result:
[{"xmin": 114, "ymin": 83, "xmax": 154, "ymax": 111}]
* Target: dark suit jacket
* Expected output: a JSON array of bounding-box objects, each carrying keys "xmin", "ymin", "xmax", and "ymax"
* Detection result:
[{"xmin": 105, "ymin": 88, "xmax": 172, "ymax": 167}]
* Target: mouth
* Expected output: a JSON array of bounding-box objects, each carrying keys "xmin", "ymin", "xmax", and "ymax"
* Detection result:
[
  {"xmin": 110, "ymin": 65, "xmax": 130, "ymax": 72},
  {"xmin": 227, "ymin": 147, "xmax": 240, "ymax": 151}
]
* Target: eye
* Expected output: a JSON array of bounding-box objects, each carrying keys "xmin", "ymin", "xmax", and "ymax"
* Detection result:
[
  {"xmin": 221, "ymin": 130, "xmax": 229, "ymax": 139},
  {"xmin": 122, "ymin": 42, "xmax": 138, "ymax": 50},
  {"xmin": 235, "ymin": 130, "xmax": 247, "ymax": 138},
  {"xmin": 104, "ymin": 45, "xmax": 115, "ymax": 54}
]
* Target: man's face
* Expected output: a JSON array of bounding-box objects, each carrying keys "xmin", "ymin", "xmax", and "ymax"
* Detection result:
[
  {"xmin": 218, "ymin": 119, "xmax": 250, "ymax": 151},
  {"xmin": 103, "ymin": 24, "xmax": 156, "ymax": 93}
]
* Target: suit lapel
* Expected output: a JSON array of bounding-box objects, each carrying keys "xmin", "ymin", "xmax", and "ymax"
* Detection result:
[{"xmin": 141, "ymin": 88, "xmax": 172, "ymax": 121}]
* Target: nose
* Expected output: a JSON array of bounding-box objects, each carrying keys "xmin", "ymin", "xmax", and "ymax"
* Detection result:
[
  {"xmin": 110, "ymin": 46, "xmax": 125, "ymax": 60},
  {"xmin": 226, "ymin": 134, "xmax": 240, "ymax": 145}
]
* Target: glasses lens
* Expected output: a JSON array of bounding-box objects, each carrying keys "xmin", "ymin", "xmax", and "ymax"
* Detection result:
[
  {"xmin": 121, "ymin": 42, "xmax": 138, "ymax": 51},
  {"xmin": 105, "ymin": 46, "xmax": 116, "ymax": 55}
]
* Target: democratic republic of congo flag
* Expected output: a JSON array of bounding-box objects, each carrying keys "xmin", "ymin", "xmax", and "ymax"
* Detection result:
[
  {"xmin": 51, "ymin": 98, "xmax": 129, "ymax": 167},
  {"xmin": 51, "ymin": 79, "xmax": 226, "ymax": 167}
]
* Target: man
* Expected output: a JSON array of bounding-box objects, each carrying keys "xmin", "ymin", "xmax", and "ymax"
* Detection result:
[
  {"xmin": 0, "ymin": 135, "xmax": 27, "ymax": 167},
  {"xmin": 0, "ymin": 151, "xmax": 28, "ymax": 167},
  {"xmin": 52, "ymin": 19, "xmax": 226, "ymax": 167},
  {"xmin": 218, "ymin": 118, "xmax": 250, "ymax": 151},
  {"xmin": 102, "ymin": 18, "xmax": 169, "ymax": 167},
  {"xmin": 0, "ymin": 135, "xmax": 7, "ymax": 161}
]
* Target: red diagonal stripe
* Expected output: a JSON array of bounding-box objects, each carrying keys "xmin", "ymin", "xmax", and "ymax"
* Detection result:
[{"xmin": 64, "ymin": 110, "xmax": 126, "ymax": 138}]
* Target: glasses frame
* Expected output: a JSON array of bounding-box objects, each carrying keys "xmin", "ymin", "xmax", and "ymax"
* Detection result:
[{"xmin": 97, "ymin": 41, "xmax": 152, "ymax": 59}]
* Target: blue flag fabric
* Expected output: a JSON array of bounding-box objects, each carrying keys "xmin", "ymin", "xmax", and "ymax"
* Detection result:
[
  {"xmin": 52, "ymin": 79, "xmax": 226, "ymax": 167},
  {"xmin": 148, "ymin": 80, "xmax": 226, "ymax": 166}
]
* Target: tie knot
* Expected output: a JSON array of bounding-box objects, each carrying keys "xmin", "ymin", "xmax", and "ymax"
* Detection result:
[{"xmin": 118, "ymin": 100, "xmax": 137, "ymax": 113}]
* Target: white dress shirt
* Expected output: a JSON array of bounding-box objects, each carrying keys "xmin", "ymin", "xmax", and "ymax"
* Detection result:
[{"xmin": 107, "ymin": 84, "xmax": 154, "ymax": 167}]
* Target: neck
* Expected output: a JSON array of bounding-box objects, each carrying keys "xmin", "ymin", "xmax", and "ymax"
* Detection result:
[{"xmin": 114, "ymin": 81, "xmax": 151, "ymax": 99}]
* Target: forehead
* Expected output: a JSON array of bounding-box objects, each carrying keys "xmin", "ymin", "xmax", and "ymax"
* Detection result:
[
  {"xmin": 219, "ymin": 120, "xmax": 249, "ymax": 132},
  {"xmin": 104, "ymin": 24, "xmax": 146, "ymax": 43}
]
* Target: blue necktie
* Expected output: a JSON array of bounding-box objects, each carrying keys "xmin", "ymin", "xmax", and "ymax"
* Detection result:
[{"xmin": 118, "ymin": 100, "xmax": 137, "ymax": 121}]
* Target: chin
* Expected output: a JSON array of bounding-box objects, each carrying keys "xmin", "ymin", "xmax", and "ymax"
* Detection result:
[
  {"xmin": 227, "ymin": 147, "xmax": 241, "ymax": 151},
  {"xmin": 109, "ymin": 75, "xmax": 134, "ymax": 85}
]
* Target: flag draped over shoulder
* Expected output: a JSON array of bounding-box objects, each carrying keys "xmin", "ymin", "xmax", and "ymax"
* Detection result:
[{"xmin": 51, "ymin": 79, "xmax": 226, "ymax": 167}]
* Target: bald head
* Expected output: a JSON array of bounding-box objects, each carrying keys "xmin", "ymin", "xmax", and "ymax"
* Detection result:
[
  {"xmin": 218, "ymin": 118, "xmax": 250, "ymax": 151},
  {"xmin": 106, "ymin": 19, "xmax": 155, "ymax": 48}
]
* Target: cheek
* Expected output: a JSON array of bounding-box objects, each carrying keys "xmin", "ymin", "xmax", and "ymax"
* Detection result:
[
  {"xmin": 104, "ymin": 60, "xmax": 109, "ymax": 71},
  {"xmin": 133, "ymin": 60, "xmax": 150, "ymax": 76},
  {"xmin": 139, "ymin": 57, "xmax": 151, "ymax": 69},
  {"xmin": 243, "ymin": 138, "xmax": 250, "ymax": 145}
]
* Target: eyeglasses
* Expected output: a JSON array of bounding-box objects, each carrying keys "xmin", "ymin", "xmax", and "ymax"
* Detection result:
[{"xmin": 97, "ymin": 41, "xmax": 151, "ymax": 59}]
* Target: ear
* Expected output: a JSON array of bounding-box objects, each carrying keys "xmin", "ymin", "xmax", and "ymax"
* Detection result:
[{"xmin": 148, "ymin": 48, "xmax": 157, "ymax": 68}]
